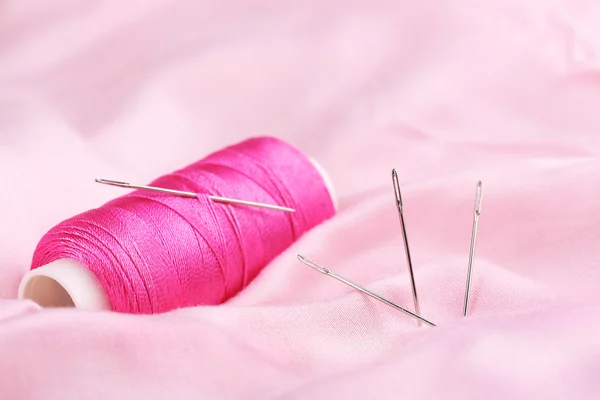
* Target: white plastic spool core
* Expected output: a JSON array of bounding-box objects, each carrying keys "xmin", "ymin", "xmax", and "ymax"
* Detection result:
[
  {"xmin": 18, "ymin": 158, "xmax": 336, "ymax": 311},
  {"xmin": 18, "ymin": 259, "xmax": 110, "ymax": 310}
]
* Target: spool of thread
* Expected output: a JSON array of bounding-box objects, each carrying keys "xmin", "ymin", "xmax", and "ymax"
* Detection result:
[{"xmin": 18, "ymin": 137, "xmax": 336, "ymax": 313}]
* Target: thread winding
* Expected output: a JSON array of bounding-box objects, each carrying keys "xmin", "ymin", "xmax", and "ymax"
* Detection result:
[{"xmin": 31, "ymin": 137, "xmax": 335, "ymax": 314}]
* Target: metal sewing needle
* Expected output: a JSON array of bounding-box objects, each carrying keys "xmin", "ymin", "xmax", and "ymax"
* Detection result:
[
  {"xmin": 391, "ymin": 169, "xmax": 420, "ymax": 322},
  {"xmin": 298, "ymin": 255, "xmax": 436, "ymax": 327},
  {"xmin": 463, "ymin": 181, "xmax": 483, "ymax": 316},
  {"xmin": 95, "ymin": 178, "xmax": 296, "ymax": 213}
]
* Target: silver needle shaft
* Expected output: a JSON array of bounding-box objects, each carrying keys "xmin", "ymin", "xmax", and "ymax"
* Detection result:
[
  {"xmin": 463, "ymin": 181, "xmax": 483, "ymax": 316},
  {"xmin": 298, "ymin": 255, "xmax": 436, "ymax": 327},
  {"xmin": 391, "ymin": 169, "xmax": 421, "ymax": 321},
  {"xmin": 95, "ymin": 178, "xmax": 295, "ymax": 213}
]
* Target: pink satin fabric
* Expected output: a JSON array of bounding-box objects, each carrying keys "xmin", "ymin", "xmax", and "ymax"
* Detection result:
[{"xmin": 1, "ymin": 0, "xmax": 600, "ymax": 398}]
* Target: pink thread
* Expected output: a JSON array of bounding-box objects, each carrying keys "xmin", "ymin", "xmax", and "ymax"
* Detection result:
[{"xmin": 31, "ymin": 137, "xmax": 335, "ymax": 314}]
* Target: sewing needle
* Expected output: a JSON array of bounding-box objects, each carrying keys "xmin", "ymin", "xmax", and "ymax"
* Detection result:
[
  {"xmin": 95, "ymin": 178, "xmax": 296, "ymax": 213},
  {"xmin": 391, "ymin": 169, "xmax": 421, "ymax": 322},
  {"xmin": 463, "ymin": 181, "xmax": 483, "ymax": 316},
  {"xmin": 298, "ymin": 255, "xmax": 436, "ymax": 327}
]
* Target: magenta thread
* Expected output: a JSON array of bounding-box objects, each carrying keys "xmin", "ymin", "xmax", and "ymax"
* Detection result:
[{"xmin": 31, "ymin": 137, "xmax": 335, "ymax": 314}]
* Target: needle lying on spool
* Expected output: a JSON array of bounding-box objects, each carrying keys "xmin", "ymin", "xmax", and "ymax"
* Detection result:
[
  {"xmin": 95, "ymin": 178, "xmax": 296, "ymax": 213},
  {"xmin": 297, "ymin": 255, "xmax": 436, "ymax": 327}
]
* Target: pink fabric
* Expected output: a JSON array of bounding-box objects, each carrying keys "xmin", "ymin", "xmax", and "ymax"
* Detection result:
[{"xmin": 1, "ymin": 0, "xmax": 600, "ymax": 398}]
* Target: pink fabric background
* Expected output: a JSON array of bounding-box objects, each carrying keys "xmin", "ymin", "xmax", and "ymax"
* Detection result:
[{"xmin": 1, "ymin": 1, "xmax": 600, "ymax": 398}]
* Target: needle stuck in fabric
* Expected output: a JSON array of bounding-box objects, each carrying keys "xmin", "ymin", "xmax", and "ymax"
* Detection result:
[
  {"xmin": 297, "ymin": 255, "xmax": 436, "ymax": 327},
  {"xmin": 463, "ymin": 181, "xmax": 483, "ymax": 317},
  {"xmin": 392, "ymin": 169, "xmax": 421, "ymax": 324}
]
